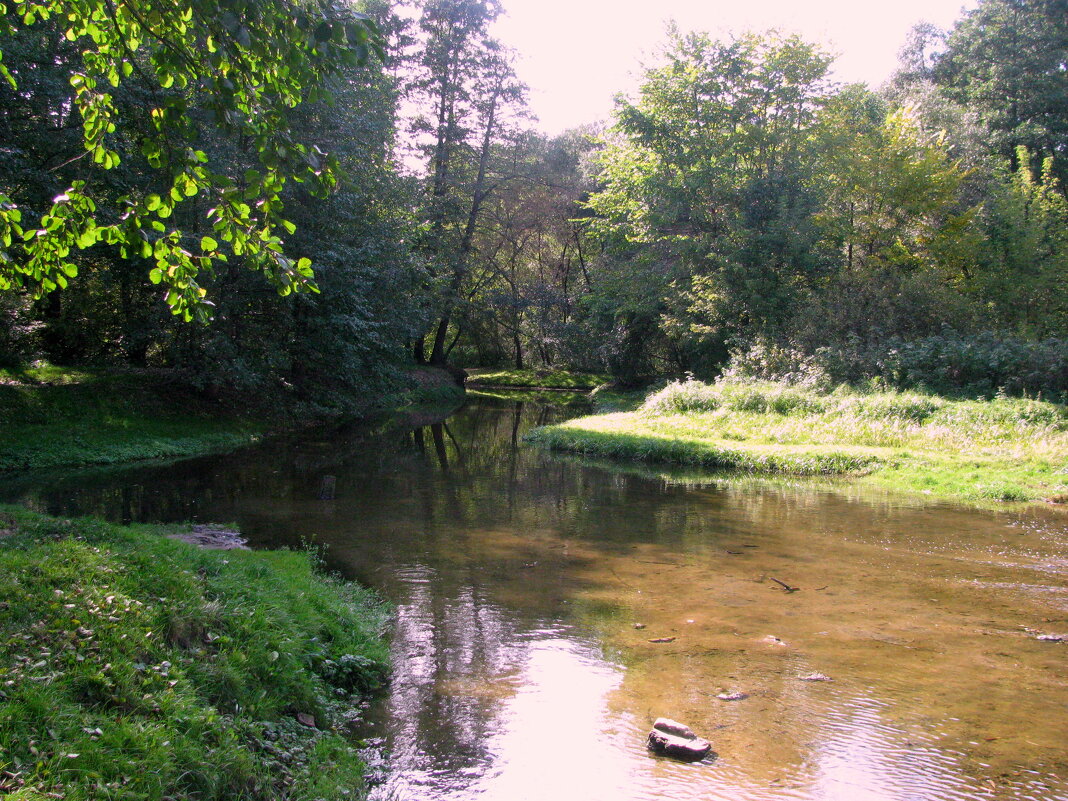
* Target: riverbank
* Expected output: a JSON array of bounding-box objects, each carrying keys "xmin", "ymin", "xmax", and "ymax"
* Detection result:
[
  {"xmin": 0, "ymin": 364, "xmax": 465, "ymax": 472},
  {"xmin": 0, "ymin": 506, "xmax": 389, "ymax": 800},
  {"xmin": 526, "ymin": 378, "xmax": 1068, "ymax": 505},
  {"xmin": 464, "ymin": 367, "xmax": 609, "ymax": 391}
]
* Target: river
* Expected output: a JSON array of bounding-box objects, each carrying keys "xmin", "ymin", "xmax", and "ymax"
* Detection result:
[{"xmin": 2, "ymin": 394, "xmax": 1066, "ymax": 801}]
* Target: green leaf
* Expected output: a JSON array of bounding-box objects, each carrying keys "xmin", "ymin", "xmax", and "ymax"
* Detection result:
[{"xmin": 201, "ymin": 236, "xmax": 218, "ymax": 251}]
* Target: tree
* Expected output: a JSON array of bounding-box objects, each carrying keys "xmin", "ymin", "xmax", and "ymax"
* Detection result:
[
  {"xmin": 405, "ymin": 0, "xmax": 527, "ymax": 366},
  {"xmin": 813, "ymin": 90, "xmax": 974, "ymax": 276},
  {"xmin": 935, "ymin": 0, "xmax": 1068, "ymax": 185},
  {"xmin": 0, "ymin": 0, "xmax": 382, "ymax": 321},
  {"xmin": 462, "ymin": 129, "xmax": 598, "ymax": 369},
  {"xmin": 974, "ymin": 148, "xmax": 1068, "ymax": 336},
  {"xmin": 586, "ymin": 30, "xmax": 832, "ymax": 374}
]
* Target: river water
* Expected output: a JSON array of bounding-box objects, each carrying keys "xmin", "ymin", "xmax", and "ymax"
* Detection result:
[{"xmin": 2, "ymin": 395, "xmax": 1067, "ymax": 801}]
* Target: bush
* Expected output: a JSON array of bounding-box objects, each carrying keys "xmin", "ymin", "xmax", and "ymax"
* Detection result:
[
  {"xmin": 642, "ymin": 378, "xmax": 720, "ymax": 413},
  {"xmin": 720, "ymin": 340, "xmax": 831, "ymax": 389},
  {"xmin": 728, "ymin": 331, "xmax": 1068, "ymax": 401}
]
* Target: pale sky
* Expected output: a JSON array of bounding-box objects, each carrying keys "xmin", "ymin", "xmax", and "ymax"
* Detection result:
[{"xmin": 491, "ymin": 0, "xmax": 977, "ymax": 134}]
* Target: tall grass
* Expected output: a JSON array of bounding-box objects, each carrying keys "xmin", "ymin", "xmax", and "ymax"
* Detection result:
[
  {"xmin": 529, "ymin": 377, "xmax": 1068, "ymax": 504},
  {"xmin": 640, "ymin": 377, "xmax": 1067, "ymax": 447}
]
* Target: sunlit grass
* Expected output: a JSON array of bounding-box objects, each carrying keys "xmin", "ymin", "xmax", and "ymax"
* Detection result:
[
  {"xmin": 465, "ymin": 368, "xmax": 609, "ymax": 390},
  {"xmin": 528, "ymin": 378, "xmax": 1068, "ymax": 505},
  {"xmin": 0, "ymin": 361, "xmax": 96, "ymax": 386},
  {"xmin": 0, "ymin": 506, "xmax": 389, "ymax": 800}
]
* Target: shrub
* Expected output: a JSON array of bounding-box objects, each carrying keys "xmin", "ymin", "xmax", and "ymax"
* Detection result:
[
  {"xmin": 730, "ymin": 331, "xmax": 1068, "ymax": 401},
  {"xmin": 642, "ymin": 378, "xmax": 721, "ymax": 413},
  {"xmin": 721, "ymin": 341, "xmax": 831, "ymax": 389}
]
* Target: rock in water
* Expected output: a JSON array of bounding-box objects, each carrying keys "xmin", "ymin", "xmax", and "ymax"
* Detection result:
[
  {"xmin": 653, "ymin": 718, "xmax": 695, "ymax": 739},
  {"xmin": 647, "ymin": 718, "xmax": 712, "ymax": 762},
  {"xmin": 647, "ymin": 729, "xmax": 712, "ymax": 762}
]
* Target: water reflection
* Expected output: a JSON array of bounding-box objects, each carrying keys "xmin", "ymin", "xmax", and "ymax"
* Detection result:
[{"xmin": 2, "ymin": 396, "xmax": 1067, "ymax": 800}]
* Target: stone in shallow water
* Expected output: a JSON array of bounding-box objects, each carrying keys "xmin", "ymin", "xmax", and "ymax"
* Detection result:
[
  {"xmin": 647, "ymin": 718, "xmax": 712, "ymax": 762},
  {"xmin": 653, "ymin": 717, "xmax": 695, "ymax": 738},
  {"xmin": 647, "ymin": 729, "xmax": 712, "ymax": 762},
  {"xmin": 716, "ymin": 691, "xmax": 748, "ymax": 701}
]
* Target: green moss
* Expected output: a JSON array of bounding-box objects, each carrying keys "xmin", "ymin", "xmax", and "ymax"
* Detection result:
[
  {"xmin": 527, "ymin": 378, "xmax": 1068, "ymax": 506},
  {"xmin": 0, "ymin": 506, "xmax": 389, "ymax": 800}
]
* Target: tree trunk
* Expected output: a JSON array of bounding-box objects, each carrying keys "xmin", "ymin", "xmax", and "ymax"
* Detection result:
[
  {"xmin": 429, "ymin": 316, "xmax": 450, "ymax": 365},
  {"xmin": 513, "ymin": 333, "xmax": 523, "ymax": 369}
]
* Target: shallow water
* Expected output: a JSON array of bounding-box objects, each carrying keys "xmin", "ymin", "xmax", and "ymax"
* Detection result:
[{"xmin": 3, "ymin": 396, "xmax": 1067, "ymax": 800}]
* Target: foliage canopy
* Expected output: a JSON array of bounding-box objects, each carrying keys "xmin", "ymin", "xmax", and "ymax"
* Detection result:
[{"xmin": 0, "ymin": 0, "xmax": 381, "ymax": 320}]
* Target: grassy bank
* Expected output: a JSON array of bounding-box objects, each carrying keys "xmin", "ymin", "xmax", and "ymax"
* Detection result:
[
  {"xmin": 527, "ymin": 378, "xmax": 1068, "ymax": 505},
  {"xmin": 0, "ymin": 506, "xmax": 389, "ymax": 800},
  {"xmin": 465, "ymin": 368, "xmax": 609, "ymax": 391},
  {"xmin": 0, "ymin": 368, "xmax": 262, "ymax": 472},
  {"xmin": 0, "ymin": 364, "xmax": 465, "ymax": 473}
]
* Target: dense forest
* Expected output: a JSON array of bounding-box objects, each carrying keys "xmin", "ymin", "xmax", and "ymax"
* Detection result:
[{"xmin": 1, "ymin": 0, "xmax": 1066, "ymax": 409}]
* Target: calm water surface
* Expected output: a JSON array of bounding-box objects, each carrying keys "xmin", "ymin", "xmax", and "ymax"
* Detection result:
[{"xmin": 3, "ymin": 396, "xmax": 1067, "ymax": 801}]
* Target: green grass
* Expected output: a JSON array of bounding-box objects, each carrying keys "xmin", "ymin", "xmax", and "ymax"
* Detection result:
[
  {"xmin": 0, "ymin": 363, "xmax": 97, "ymax": 386},
  {"xmin": 466, "ymin": 387, "xmax": 591, "ymax": 405},
  {"xmin": 588, "ymin": 385, "xmax": 646, "ymax": 413},
  {"xmin": 0, "ymin": 506, "xmax": 389, "ymax": 800},
  {"xmin": 0, "ymin": 369, "xmax": 263, "ymax": 472},
  {"xmin": 464, "ymin": 368, "xmax": 609, "ymax": 390},
  {"xmin": 527, "ymin": 378, "xmax": 1068, "ymax": 505},
  {"xmin": 0, "ymin": 365, "xmax": 469, "ymax": 473}
]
